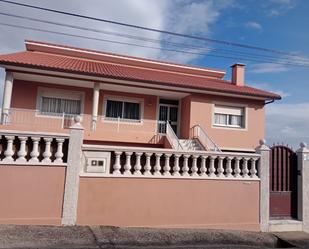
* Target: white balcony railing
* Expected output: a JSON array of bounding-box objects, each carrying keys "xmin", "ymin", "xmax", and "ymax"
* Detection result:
[
  {"xmin": 0, "ymin": 108, "xmax": 77, "ymax": 130},
  {"xmin": 82, "ymin": 144, "xmax": 261, "ymax": 180}
]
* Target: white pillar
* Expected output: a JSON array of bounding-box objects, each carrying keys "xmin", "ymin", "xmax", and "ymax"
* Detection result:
[
  {"xmin": 297, "ymin": 142, "xmax": 309, "ymax": 232},
  {"xmin": 62, "ymin": 116, "xmax": 84, "ymax": 225},
  {"xmin": 2, "ymin": 71, "xmax": 13, "ymax": 124},
  {"xmin": 91, "ymin": 82, "xmax": 100, "ymax": 131},
  {"xmin": 256, "ymin": 139, "xmax": 270, "ymax": 232}
]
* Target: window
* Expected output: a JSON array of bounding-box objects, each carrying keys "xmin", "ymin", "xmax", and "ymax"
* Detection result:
[
  {"xmin": 40, "ymin": 97, "xmax": 81, "ymax": 115},
  {"xmin": 214, "ymin": 105, "xmax": 245, "ymax": 128},
  {"xmin": 105, "ymin": 99, "xmax": 141, "ymax": 121},
  {"xmin": 37, "ymin": 87, "xmax": 83, "ymax": 116}
]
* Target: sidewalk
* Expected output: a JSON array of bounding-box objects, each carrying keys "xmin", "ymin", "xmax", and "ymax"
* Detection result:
[{"xmin": 0, "ymin": 225, "xmax": 306, "ymax": 249}]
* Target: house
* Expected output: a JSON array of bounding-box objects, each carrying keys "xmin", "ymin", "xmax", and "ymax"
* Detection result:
[
  {"xmin": 0, "ymin": 40, "xmax": 280, "ymax": 151},
  {"xmin": 0, "ymin": 40, "xmax": 292, "ymax": 231}
]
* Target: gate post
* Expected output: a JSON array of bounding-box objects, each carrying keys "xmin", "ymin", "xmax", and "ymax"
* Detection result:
[
  {"xmin": 296, "ymin": 142, "xmax": 309, "ymax": 232},
  {"xmin": 62, "ymin": 116, "xmax": 84, "ymax": 225},
  {"xmin": 256, "ymin": 139, "xmax": 270, "ymax": 232}
]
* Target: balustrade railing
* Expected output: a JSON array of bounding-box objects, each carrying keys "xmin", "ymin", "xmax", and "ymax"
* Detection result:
[
  {"xmin": 0, "ymin": 131, "xmax": 69, "ymax": 165},
  {"xmin": 82, "ymin": 145, "xmax": 260, "ymax": 180},
  {"xmin": 191, "ymin": 125, "xmax": 221, "ymax": 152},
  {"xmin": 166, "ymin": 122, "xmax": 183, "ymax": 150}
]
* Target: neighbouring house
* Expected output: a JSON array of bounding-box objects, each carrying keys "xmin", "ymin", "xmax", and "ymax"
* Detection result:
[{"xmin": 1, "ymin": 40, "xmax": 298, "ymax": 231}]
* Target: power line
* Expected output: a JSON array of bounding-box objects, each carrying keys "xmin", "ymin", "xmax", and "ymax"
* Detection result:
[
  {"xmin": 0, "ymin": 22, "xmax": 308, "ymax": 68},
  {"xmin": 0, "ymin": 11, "xmax": 309, "ymax": 65},
  {"xmin": 0, "ymin": 0, "xmax": 303, "ymax": 57}
]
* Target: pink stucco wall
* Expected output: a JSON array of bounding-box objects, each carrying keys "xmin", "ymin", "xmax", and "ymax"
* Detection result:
[
  {"xmin": 76, "ymin": 177, "xmax": 260, "ymax": 231},
  {"xmin": 7, "ymin": 80, "xmax": 265, "ymax": 149},
  {"xmin": 8, "ymin": 80, "xmax": 160, "ymax": 144},
  {"xmin": 0, "ymin": 165, "xmax": 66, "ymax": 225},
  {"xmin": 180, "ymin": 94, "xmax": 265, "ymax": 150}
]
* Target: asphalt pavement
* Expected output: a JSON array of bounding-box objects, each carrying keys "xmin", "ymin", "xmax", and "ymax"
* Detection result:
[{"xmin": 0, "ymin": 225, "xmax": 308, "ymax": 249}]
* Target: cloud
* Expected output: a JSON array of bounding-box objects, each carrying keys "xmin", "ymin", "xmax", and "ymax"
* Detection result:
[
  {"xmin": 245, "ymin": 21, "xmax": 262, "ymax": 31},
  {"xmin": 159, "ymin": 0, "xmax": 235, "ymax": 63},
  {"xmin": 249, "ymin": 63, "xmax": 289, "ymax": 73},
  {"xmin": 267, "ymin": 0, "xmax": 297, "ymax": 16},
  {"xmin": 269, "ymin": 0, "xmax": 294, "ymax": 5},
  {"xmin": 248, "ymin": 82, "xmax": 290, "ymax": 98},
  {"xmin": 266, "ymin": 103, "xmax": 309, "ymax": 149}
]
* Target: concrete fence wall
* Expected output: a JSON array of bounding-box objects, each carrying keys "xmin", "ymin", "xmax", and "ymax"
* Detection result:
[
  {"xmin": 76, "ymin": 177, "xmax": 260, "ymax": 231},
  {"xmin": 0, "ymin": 165, "xmax": 66, "ymax": 225},
  {"xmin": 1, "ymin": 118, "xmax": 309, "ymax": 233}
]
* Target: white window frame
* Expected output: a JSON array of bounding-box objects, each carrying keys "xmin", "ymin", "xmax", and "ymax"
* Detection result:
[
  {"xmin": 102, "ymin": 95, "xmax": 144, "ymax": 124},
  {"xmin": 212, "ymin": 102, "xmax": 247, "ymax": 130},
  {"xmin": 36, "ymin": 87, "xmax": 85, "ymax": 118}
]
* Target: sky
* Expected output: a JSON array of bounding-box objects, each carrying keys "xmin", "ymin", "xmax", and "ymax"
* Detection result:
[{"xmin": 0, "ymin": 0, "xmax": 308, "ymax": 149}]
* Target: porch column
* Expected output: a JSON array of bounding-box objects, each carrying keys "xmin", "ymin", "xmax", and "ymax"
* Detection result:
[
  {"xmin": 256, "ymin": 139, "xmax": 270, "ymax": 232},
  {"xmin": 1, "ymin": 71, "xmax": 14, "ymax": 124},
  {"xmin": 91, "ymin": 82, "xmax": 100, "ymax": 131},
  {"xmin": 296, "ymin": 142, "xmax": 309, "ymax": 232}
]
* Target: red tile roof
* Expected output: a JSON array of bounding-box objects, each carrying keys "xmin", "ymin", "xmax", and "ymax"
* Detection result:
[{"xmin": 0, "ymin": 41, "xmax": 281, "ymax": 100}]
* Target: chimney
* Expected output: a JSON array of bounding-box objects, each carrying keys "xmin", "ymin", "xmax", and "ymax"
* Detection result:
[{"xmin": 231, "ymin": 63, "xmax": 245, "ymax": 86}]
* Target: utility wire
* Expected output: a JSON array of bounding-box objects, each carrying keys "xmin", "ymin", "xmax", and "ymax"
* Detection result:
[
  {"xmin": 0, "ymin": 0, "xmax": 304, "ymax": 57},
  {"xmin": 1, "ymin": 11, "xmax": 309, "ymax": 64},
  {"xmin": 0, "ymin": 22, "xmax": 308, "ymax": 68}
]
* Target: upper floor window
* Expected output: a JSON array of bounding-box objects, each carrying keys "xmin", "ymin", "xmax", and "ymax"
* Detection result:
[
  {"xmin": 37, "ymin": 87, "xmax": 83, "ymax": 116},
  {"xmin": 105, "ymin": 99, "xmax": 141, "ymax": 121},
  {"xmin": 214, "ymin": 105, "xmax": 245, "ymax": 128}
]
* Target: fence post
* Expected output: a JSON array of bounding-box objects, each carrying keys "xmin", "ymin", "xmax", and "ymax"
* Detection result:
[
  {"xmin": 256, "ymin": 139, "xmax": 270, "ymax": 232},
  {"xmin": 296, "ymin": 142, "xmax": 309, "ymax": 232},
  {"xmin": 62, "ymin": 116, "xmax": 84, "ymax": 225}
]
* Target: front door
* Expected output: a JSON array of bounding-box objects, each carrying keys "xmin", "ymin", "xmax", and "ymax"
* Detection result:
[{"xmin": 158, "ymin": 99, "xmax": 179, "ymax": 135}]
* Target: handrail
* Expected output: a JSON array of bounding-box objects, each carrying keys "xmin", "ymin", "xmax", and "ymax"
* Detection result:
[
  {"xmin": 166, "ymin": 122, "xmax": 183, "ymax": 150},
  {"xmin": 191, "ymin": 124, "xmax": 221, "ymax": 152}
]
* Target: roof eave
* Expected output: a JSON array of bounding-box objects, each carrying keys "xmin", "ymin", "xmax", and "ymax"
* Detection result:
[{"xmin": 0, "ymin": 62, "xmax": 280, "ymax": 101}]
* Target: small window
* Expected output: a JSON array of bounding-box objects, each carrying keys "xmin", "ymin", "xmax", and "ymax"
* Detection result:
[
  {"xmin": 214, "ymin": 105, "xmax": 244, "ymax": 128},
  {"xmin": 105, "ymin": 99, "xmax": 141, "ymax": 121}
]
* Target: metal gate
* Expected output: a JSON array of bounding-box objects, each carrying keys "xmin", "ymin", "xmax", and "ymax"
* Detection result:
[{"xmin": 270, "ymin": 145, "xmax": 298, "ymax": 218}]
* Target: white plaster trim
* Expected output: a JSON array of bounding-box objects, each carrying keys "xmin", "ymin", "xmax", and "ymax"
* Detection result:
[
  {"xmin": 82, "ymin": 144, "xmax": 261, "ymax": 158},
  {"xmin": 0, "ymin": 161, "xmax": 67, "ymax": 166},
  {"xmin": 79, "ymin": 173, "xmax": 260, "ymax": 181},
  {"xmin": 0, "ymin": 129, "xmax": 69, "ymax": 138}
]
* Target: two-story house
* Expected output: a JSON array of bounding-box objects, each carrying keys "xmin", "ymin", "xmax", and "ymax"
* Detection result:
[{"xmin": 0, "ymin": 40, "xmax": 280, "ymax": 152}]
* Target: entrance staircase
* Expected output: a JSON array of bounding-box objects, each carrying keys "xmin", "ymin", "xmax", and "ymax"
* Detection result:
[
  {"xmin": 165, "ymin": 123, "xmax": 221, "ymax": 152},
  {"xmin": 179, "ymin": 139, "xmax": 204, "ymax": 151}
]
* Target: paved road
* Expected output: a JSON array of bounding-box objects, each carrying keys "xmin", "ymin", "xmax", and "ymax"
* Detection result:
[{"xmin": 0, "ymin": 225, "xmax": 308, "ymax": 249}]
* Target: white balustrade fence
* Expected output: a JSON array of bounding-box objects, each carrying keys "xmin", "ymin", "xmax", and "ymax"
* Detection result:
[
  {"xmin": 82, "ymin": 145, "xmax": 261, "ymax": 180},
  {"xmin": 0, "ymin": 131, "xmax": 69, "ymax": 165}
]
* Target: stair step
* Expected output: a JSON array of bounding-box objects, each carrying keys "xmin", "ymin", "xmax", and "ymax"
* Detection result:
[{"xmin": 269, "ymin": 219, "xmax": 303, "ymax": 232}]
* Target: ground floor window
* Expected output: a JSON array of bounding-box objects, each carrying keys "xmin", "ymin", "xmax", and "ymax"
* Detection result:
[{"xmin": 213, "ymin": 105, "xmax": 245, "ymax": 128}]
